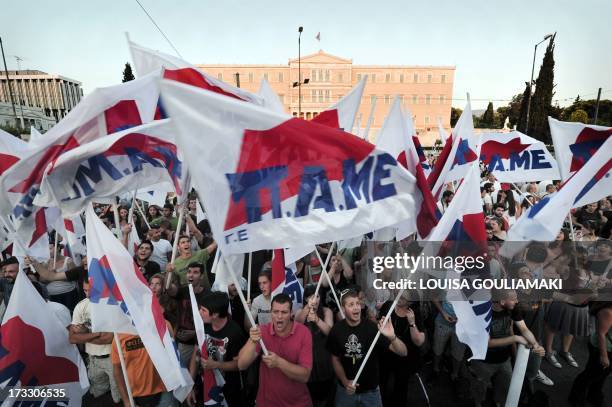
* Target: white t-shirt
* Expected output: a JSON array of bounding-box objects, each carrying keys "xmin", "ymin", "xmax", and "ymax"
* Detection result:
[
  {"xmin": 151, "ymin": 239, "xmax": 172, "ymax": 271},
  {"xmin": 250, "ymin": 294, "xmax": 271, "ymax": 325},
  {"xmin": 72, "ymin": 298, "xmax": 112, "ymax": 356}
]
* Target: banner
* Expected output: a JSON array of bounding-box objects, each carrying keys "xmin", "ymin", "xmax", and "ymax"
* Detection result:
[
  {"xmin": 160, "ymin": 79, "xmax": 418, "ymax": 254},
  {"xmin": 311, "ymin": 76, "xmax": 367, "ymax": 132},
  {"xmin": 506, "ymin": 136, "xmax": 612, "ymax": 242},
  {"xmin": 0, "ymin": 270, "xmax": 89, "ymax": 405},
  {"xmin": 35, "ymin": 120, "xmax": 187, "ymax": 216},
  {"xmin": 479, "ymin": 131, "xmax": 560, "ymax": 182},
  {"xmin": 549, "ymin": 117, "xmax": 611, "ymax": 181},
  {"xmin": 272, "ymin": 249, "xmax": 304, "ymax": 310},
  {"xmin": 86, "ymin": 204, "xmax": 191, "ymax": 397}
]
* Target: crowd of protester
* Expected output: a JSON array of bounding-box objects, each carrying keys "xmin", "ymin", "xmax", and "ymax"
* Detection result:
[{"xmin": 0, "ymin": 170, "xmax": 611, "ymax": 407}]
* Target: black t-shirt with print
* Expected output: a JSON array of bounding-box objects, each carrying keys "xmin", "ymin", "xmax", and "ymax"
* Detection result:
[
  {"xmin": 202, "ymin": 319, "xmax": 247, "ymax": 391},
  {"xmin": 327, "ymin": 318, "xmax": 390, "ymax": 392},
  {"xmin": 485, "ymin": 306, "xmax": 524, "ymax": 363},
  {"xmin": 378, "ymin": 301, "xmax": 423, "ymax": 374}
]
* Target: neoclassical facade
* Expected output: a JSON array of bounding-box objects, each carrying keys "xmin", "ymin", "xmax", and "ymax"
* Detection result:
[{"xmin": 197, "ymin": 50, "xmax": 455, "ymax": 145}]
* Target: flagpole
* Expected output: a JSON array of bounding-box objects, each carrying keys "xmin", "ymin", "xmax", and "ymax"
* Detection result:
[
  {"xmin": 128, "ymin": 190, "xmax": 137, "ymax": 226},
  {"xmin": 133, "ymin": 199, "xmax": 151, "ymax": 229},
  {"xmin": 52, "ymin": 230, "xmax": 59, "ymax": 270},
  {"xmin": 167, "ymin": 205, "xmax": 185, "ymax": 290},
  {"xmin": 223, "ymin": 255, "xmax": 269, "ymax": 355},
  {"xmin": 112, "ymin": 203, "xmax": 122, "ymax": 239},
  {"xmin": 114, "ymin": 332, "xmax": 136, "ymax": 407},
  {"xmin": 247, "ymin": 252, "xmax": 253, "ymax": 302},
  {"xmin": 363, "ymin": 94, "xmax": 377, "ymax": 141},
  {"xmin": 351, "ymin": 288, "xmax": 404, "ymax": 386},
  {"xmin": 313, "ymin": 242, "xmax": 336, "ymax": 297},
  {"xmin": 312, "ymin": 243, "xmax": 344, "ymax": 319}
]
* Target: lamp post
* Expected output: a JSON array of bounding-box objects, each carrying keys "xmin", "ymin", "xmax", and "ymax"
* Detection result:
[
  {"xmin": 525, "ymin": 33, "xmax": 553, "ymax": 132},
  {"xmin": 298, "ymin": 26, "xmax": 303, "ymax": 117}
]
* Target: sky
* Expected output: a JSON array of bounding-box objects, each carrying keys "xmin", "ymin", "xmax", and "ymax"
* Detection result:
[{"xmin": 2, "ymin": 0, "xmax": 611, "ymax": 109}]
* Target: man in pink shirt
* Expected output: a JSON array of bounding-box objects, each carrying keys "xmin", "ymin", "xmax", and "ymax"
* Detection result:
[{"xmin": 238, "ymin": 293, "xmax": 313, "ymax": 407}]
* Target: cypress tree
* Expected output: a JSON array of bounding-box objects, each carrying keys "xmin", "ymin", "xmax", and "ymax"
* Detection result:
[
  {"xmin": 517, "ymin": 83, "xmax": 531, "ymax": 133},
  {"xmin": 481, "ymin": 102, "xmax": 495, "ymax": 128},
  {"xmin": 528, "ymin": 34, "xmax": 556, "ymax": 143},
  {"xmin": 122, "ymin": 63, "xmax": 135, "ymax": 83}
]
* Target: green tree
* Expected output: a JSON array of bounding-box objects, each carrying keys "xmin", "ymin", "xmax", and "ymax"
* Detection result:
[
  {"xmin": 561, "ymin": 99, "xmax": 612, "ymax": 126},
  {"xmin": 122, "ymin": 63, "xmax": 135, "ymax": 83},
  {"xmin": 569, "ymin": 109, "xmax": 589, "ymax": 123},
  {"xmin": 450, "ymin": 107, "xmax": 462, "ymax": 127},
  {"xmin": 0, "ymin": 124, "xmax": 22, "ymax": 137},
  {"xmin": 480, "ymin": 102, "xmax": 496, "ymax": 128},
  {"xmin": 516, "ymin": 83, "xmax": 531, "ymax": 133},
  {"xmin": 497, "ymin": 92, "xmax": 524, "ymax": 129},
  {"xmin": 528, "ymin": 34, "xmax": 556, "ymax": 143}
]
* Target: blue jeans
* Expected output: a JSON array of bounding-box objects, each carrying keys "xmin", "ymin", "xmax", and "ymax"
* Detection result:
[{"xmin": 335, "ymin": 383, "xmax": 382, "ymax": 407}]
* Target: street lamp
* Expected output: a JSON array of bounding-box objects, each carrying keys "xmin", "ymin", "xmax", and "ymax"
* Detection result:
[
  {"xmin": 525, "ymin": 33, "xmax": 553, "ymax": 132},
  {"xmin": 298, "ymin": 26, "xmax": 303, "ymax": 117}
]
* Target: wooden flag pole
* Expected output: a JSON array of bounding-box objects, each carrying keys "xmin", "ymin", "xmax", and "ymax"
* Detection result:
[
  {"xmin": 114, "ymin": 332, "xmax": 135, "ymax": 407},
  {"xmin": 247, "ymin": 252, "xmax": 253, "ymax": 302},
  {"xmin": 166, "ymin": 205, "xmax": 185, "ymax": 290},
  {"xmin": 313, "ymin": 247, "xmax": 345, "ymax": 320},
  {"xmin": 313, "ymin": 242, "xmax": 336, "ymax": 298}
]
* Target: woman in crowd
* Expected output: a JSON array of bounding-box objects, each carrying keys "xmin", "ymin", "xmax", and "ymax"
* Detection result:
[{"xmin": 488, "ymin": 217, "xmax": 507, "ymax": 241}]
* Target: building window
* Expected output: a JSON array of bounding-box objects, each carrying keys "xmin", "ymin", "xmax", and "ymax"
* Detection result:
[
  {"xmin": 325, "ymin": 89, "xmax": 330, "ymax": 102},
  {"xmin": 441, "ymin": 74, "xmax": 446, "ymax": 84},
  {"xmin": 412, "ymin": 94, "xmax": 418, "ymax": 104},
  {"xmin": 425, "ymin": 116, "xmax": 430, "ymax": 125},
  {"xmin": 311, "ymin": 90, "xmax": 317, "ymax": 102},
  {"xmin": 385, "ymin": 73, "xmax": 390, "ymax": 83},
  {"xmin": 279, "ymin": 72, "xmax": 284, "ymax": 82},
  {"xmin": 371, "ymin": 95, "xmax": 377, "ymax": 104},
  {"xmin": 263, "ymin": 73, "xmax": 268, "ymax": 81},
  {"xmin": 248, "ymin": 72, "xmax": 253, "ymax": 82},
  {"xmin": 399, "ymin": 95, "xmax": 404, "ymax": 104},
  {"xmin": 399, "ymin": 73, "xmax": 404, "ymax": 83},
  {"xmin": 306, "ymin": 112, "xmax": 312, "ymax": 120},
  {"xmin": 413, "ymin": 73, "xmax": 418, "ymax": 83},
  {"xmin": 319, "ymin": 90, "xmax": 324, "ymax": 103},
  {"xmin": 426, "ymin": 94, "xmax": 431, "ymax": 105},
  {"xmin": 439, "ymin": 95, "xmax": 445, "ymax": 104},
  {"xmin": 338, "ymin": 72, "xmax": 343, "ymax": 82},
  {"xmin": 427, "ymin": 74, "xmax": 432, "ymax": 83},
  {"xmin": 356, "ymin": 73, "xmax": 362, "ymax": 81},
  {"xmin": 371, "ymin": 74, "xmax": 376, "ymax": 83},
  {"xmin": 384, "ymin": 95, "xmax": 390, "ymax": 105},
  {"xmin": 325, "ymin": 70, "xmax": 330, "ymax": 82}
]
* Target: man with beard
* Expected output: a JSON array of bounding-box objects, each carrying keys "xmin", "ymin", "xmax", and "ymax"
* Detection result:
[
  {"xmin": 327, "ymin": 289, "xmax": 407, "ymax": 407},
  {"xmin": 238, "ymin": 293, "xmax": 313, "ymax": 407},
  {"xmin": 0, "ymin": 257, "xmax": 19, "ymax": 319}
]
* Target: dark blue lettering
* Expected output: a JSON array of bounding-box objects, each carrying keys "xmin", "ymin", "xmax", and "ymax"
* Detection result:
[
  {"xmin": 372, "ymin": 153, "xmax": 398, "ymax": 201},
  {"xmin": 12, "ymin": 187, "xmax": 38, "ymax": 220},
  {"xmin": 530, "ymin": 150, "xmax": 551, "ymax": 169},
  {"xmin": 294, "ymin": 166, "xmax": 334, "ymax": 217},
  {"xmin": 126, "ymin": 148, "xmax": 164, "ymax": 173},
  {"xmin": 152, "ymin": 146, "xmax": 182, "ymax": 178},
  {"xmin": 509, "ymin": 151, "xmax": 530, "ymax": 170},
  {"xmin": 226, "ymin": 166, "xmax": 288, "ymax": 224},
  {"xmin": 72, "ymin": 155, "xmax": 123, "ymax": 197},
  {"xmin": 237, "ymin": 229, "xmax": 248, "ymax": 241},
  {"xmin": 341, "ymin": 157, "xmax": 373, "ymax": 209}
]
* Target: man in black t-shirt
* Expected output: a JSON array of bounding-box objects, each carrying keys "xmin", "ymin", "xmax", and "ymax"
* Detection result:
[
  {"xmin": 470, "ymin": 289, "xmax": 545, "ymax": 407},
  {"xmin": 188, "ymin": 292, "xmax": 246, "ymax": 407},
  {"xmin": 327, "ymin": 289, "xmax": 407, "ymax": 407}
]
